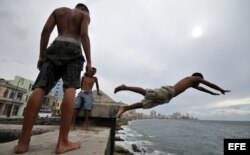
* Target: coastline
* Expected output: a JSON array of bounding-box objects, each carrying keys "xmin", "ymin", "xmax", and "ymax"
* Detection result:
[
  {"xmin": 114, "ymin": 118, "xmax": 133, "ymax": 155},
  {"xmin": 114, "ymin": 119, "xmax": 250, "ymax": 155},
  {"xmin": 114, "ymin": 118, "xmax": 145, "ymax": 155}
]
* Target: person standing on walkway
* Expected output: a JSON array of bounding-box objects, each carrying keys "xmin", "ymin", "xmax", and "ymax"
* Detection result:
[
  {"xmin": 71, "ymin": 67, "xmax": 102, "ymax": 130},
  {"xmin": 14, "ymin": 3, "xmax": 92, "ymax": 154}
]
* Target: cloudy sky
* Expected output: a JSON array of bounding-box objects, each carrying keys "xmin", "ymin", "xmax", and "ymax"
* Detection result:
[{"xmin": 0, "ymin": 0, "xmax": 250, "ymax": 121}]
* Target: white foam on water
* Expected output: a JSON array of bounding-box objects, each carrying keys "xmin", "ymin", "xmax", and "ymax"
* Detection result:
[
  {"xmin": 134, "ymin": 140, "xmax": 153, "ymax": 146},
  {"xmin": 150, "ymin": 150, "xmax": 176, "ymax": 155},
  {"xmin": 119, "ymin": 125, "xmax": 143, "ymax": 138},
  {"xmin": 115, "ymin": 120, "xmax": 171, "ymax": 155}
]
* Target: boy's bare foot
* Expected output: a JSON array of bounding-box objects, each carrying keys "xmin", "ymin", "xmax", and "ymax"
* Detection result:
[
  {"xmin": 116, "ymin": 106, "xmax": 126, "ymax": 118},
  {"xmin": 14, "ymin": 137, "xmax": 31, "ymax": 154},
  {"xmin": 55, "ymin": 141, "xmax": 80, "ymax": 154},
  {"xmin": 14, "ymin": 143, "xmax": 29, "ymax": 154},
  {"xmin": 114, "ymin": 84, "xmax": 126, "ymax": 93}
]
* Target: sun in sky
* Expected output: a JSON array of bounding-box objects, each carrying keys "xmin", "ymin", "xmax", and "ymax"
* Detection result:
[{"xmin": 192, "ymin": 26, "xmax": 203, "ymax": 38}]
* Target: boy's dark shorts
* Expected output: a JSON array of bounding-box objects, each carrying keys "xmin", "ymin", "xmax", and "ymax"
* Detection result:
[{"xmin": 32, "ymin": 41, "xmax": 85, "ymax": 94}]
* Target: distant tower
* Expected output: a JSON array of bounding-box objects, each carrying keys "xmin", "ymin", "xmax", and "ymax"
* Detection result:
[
  {"xmin": 51, "ymin": 79, "xmax": 64, "ymax": 99},
  {"xmin": 150, "ymin": 110, "xmax": 157, "ymax": 118}
]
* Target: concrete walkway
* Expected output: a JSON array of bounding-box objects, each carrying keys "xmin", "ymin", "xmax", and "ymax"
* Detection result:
[{"xmin": 0, "ymin": 125, "xmax": 110, "ymax": 155}]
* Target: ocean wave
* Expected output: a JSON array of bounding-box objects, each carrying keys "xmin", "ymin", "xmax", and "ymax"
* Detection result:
[
  {"xmin": 149, "ymin": 150, "xmax": 175, "ymax": 155},
  {"xmin": 145, "ymin": 150, "xmax": 175, "ymax": 155},
  {"xmin": 118, "ymin": 125, "xmax": 144, "ymax": 138},
  {"xmin": 116, "ymin": 136, "xmax": 155, "ymax": 154},
  {"xmin": 134, "ymin": 140, "xmax": 153, "ymax": 146},
  {"xmin": 116, "ymin": 138, "xmax": 153, "ymax": 147},
  {"xmin": 118, "ymin": 119, "xmax": 250, "ymax": 155},
  {"xmin": 116, "ymin": 140, "xmax": 170, "ymax": 155},
  {"xmin": 116, "ymin": 141, "xmax": 134, "ymax": 153}
]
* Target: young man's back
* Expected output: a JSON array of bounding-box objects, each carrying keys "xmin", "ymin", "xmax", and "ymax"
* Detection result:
[
  {"xmin": 53, "ymin": 7, "xmax": 89, "ymax": 40},
  {"xmin": 39, "ymin": 4, "xmax": 91, "ymax": 72}
]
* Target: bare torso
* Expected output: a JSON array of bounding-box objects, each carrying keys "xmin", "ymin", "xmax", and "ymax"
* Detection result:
[
  {"xmin": 38, "ymin": 6, "xmax": 91, "ymax": 70},
  {"xmin": 54, "ymin": 7, "xmax": 87, "ymax": 40},
  {"xmin": 81, "ymin": 76, "xmax": 96, "ymax": 92},
  {"xmin": 173, "ymin": 76, "xmax": 199, "ymax": 97}
]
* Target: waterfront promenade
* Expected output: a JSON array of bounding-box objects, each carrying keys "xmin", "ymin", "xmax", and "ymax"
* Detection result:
[
  {"xmin": 0, "ymin": 124, "xmax": 111, "ymax": 155},
  {"xmin": 0, "ymin": 91, "xmax": 120, "ymax": 155}
]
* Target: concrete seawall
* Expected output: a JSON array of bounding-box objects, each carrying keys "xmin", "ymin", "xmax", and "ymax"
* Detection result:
[
  {"xmin": 0, "ymin": 124, "xmax": 111, "ymax": 155},
  {"xmin": 0, "ymin": 90, "xmax": 120, "ymax": 155}
]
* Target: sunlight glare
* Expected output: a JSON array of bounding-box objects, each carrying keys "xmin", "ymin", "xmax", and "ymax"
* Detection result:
[{"xmin": 192, "ymin": 26, "xmax": 202, "ymax": 37}]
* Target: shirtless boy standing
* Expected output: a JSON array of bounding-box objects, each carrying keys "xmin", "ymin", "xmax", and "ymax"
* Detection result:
[
  {"xmin": 14, "ymin": 3, "xmax": 92, "ymax": 154},
  {"xmin": 114, "ymin": 72, "xmax": 230, "ymax": 117},
  {"xmin": 71, "ymin": 67, "xmax": 102, "ymax": 130}
]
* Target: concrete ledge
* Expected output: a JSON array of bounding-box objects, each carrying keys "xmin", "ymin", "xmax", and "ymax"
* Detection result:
[
  {"xmin": 0, "ymin": 124, "xmax": 59, "ymax": 143},
  {"xmin": 0, "ymin": 125, "xmax": 111, "ymax": 155},
  {"xmin": 0, "ymin": 117, "xmax": 61, "ymax": 125},
  {"xmin": 0, "ymin": 90, "xmax": 120, "ymax": 155}
]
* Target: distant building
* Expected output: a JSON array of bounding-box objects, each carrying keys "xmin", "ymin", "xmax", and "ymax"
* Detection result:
[
  {"xmin": 9, "ymin": 76, "xmax": 34, "ymax": 116},
  {"xmin": 51, "ymin": 79, "xmax": 64, "ymax": 99},
  {"xmin": 48, "ymin": 79, "xmax": 64, "ymax": 116},
  {"xmin": 136, "ymin": 112, "xmax": 148, "ymax": 119},
  {"xmin": 51, "ymin": 98, "xmax": 63, "ymax": 117},
  {"xmin": 9, "ymin": 76, "xmax": 34, "ymax": 92},
  {"xmin": 0, "ymin": 76, "xmax": 66, "ymax": 117},
  {"xmin": 171, "ymin": 112, "xmax": 182, "ymax": 119},
  {"xmin": 150, "ymin": 110, "xmax": 157, "ymax": 118},
  {"xmin": 42, "ymin": 92, "xmax": 62, "ymax": 117},
  {"xmin": 0, "ymin": 78, "xmax": 27, "ymax": 117}
]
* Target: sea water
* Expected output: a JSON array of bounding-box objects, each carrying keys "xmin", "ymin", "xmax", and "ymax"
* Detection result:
[{"xmin": 116, "ymin": 119, "xmax": 250, "ymax": 155}]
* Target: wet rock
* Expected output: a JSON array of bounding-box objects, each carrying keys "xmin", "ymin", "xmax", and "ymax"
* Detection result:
[
  {"xmin": 115, "ymin": 136, "xmax": 124, "ymax": 141},
  {"xmin": 132, "ymin": 144, "xmax": 141, "ymax": 152},
  {"xmin": 114, "ymin": 144, "xmax": 133, "ymax": 155}
]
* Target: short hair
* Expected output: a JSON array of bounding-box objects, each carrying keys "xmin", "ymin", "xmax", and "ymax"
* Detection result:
[
  {"xmin": 192, "ymin": 72, "xmax": 203, "ymax": 78},
  {"xmin": 75, "ymin": 3, "xmax": 89, "ymax": 13}
]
